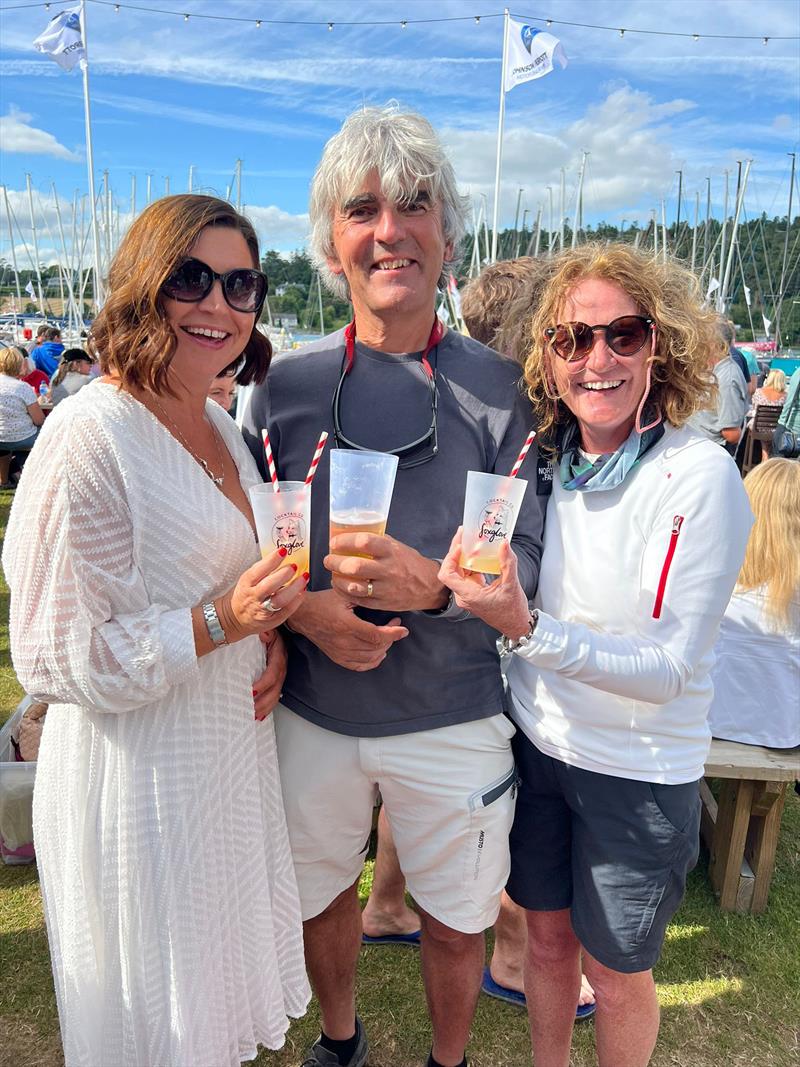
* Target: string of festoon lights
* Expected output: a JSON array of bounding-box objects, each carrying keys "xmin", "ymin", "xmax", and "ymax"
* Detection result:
[{"xmin": 1, "ymin": 0, "xmax": 798, "ymax": 44}]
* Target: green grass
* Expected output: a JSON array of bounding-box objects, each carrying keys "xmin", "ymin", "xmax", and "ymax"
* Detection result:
[{"xmin": 0, "ymin": 486, "xmax": 798, "ymax": 1067}]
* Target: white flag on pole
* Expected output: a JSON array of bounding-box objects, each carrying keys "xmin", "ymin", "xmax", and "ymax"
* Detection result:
[
  {"xmin": 24, "ymin": 280, "xmax": 35, "ymax": 298},
  {"xmin": 762, "ymin": 314, "xmax": 772, "ymax": 336},
  {"xmin": 33, "ymin": 6, "xmax": 86, "ymax": 71},
  {"xmin": 743, "ymin": 283, "xmax": 751, "ymax": 307},
  {"xmin": 504, "ymin": 19, "xmax": 567, "ymax": 92},
  {"xmin": 706, "ymin": 277, "xmax": 720, "ymax": 300}
]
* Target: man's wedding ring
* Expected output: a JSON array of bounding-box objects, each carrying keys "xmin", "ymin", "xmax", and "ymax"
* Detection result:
[
  {"xmin": 366, "ymin": 580, "xmax": 374, "ymax": 598},
  {"xmin": 262, "ymin": 596, "xmax": 281, "ymax": 613}
]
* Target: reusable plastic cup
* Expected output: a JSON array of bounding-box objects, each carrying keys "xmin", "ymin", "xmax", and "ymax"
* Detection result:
[
  {"xmin": 329, "ymin": 450, "xmax": 399, "ymax": 555},
  {"xmin": 248, "ymin": 481, "xmax": 310, "ymax": 580},
  {"xmin": 459, "ymin": 470, "xmax": 528, "ymax": 575}
]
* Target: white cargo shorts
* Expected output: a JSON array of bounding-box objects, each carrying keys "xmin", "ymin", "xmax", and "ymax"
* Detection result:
[{"xmin": 273, "ymin": 704, "xmax": 517, "ymax": 934}]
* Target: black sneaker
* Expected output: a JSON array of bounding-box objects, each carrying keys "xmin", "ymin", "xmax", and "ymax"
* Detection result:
[{"xmin": 301, "ymin": 1016, "xmax": 369, "ymax": 1067}]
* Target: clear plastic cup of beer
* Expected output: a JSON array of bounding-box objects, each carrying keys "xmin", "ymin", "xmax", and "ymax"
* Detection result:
[{"xmin": 329, "ymin": 450, "xmax": 399, "ymax": 557}]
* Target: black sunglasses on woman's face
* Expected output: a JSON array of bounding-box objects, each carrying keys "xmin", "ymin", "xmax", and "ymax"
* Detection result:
[{"xmin": 161, "ymin": 257, "xmax": 269, "ymax": 314}]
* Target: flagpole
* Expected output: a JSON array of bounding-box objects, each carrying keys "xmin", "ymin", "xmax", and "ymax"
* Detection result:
[
  {"xmin": 490, "ymin": 8, "xmax": 510, "ymax": 264},
  {"xmin": 79, "ymin": 0, "xmax": 103, "ymax": 310}
]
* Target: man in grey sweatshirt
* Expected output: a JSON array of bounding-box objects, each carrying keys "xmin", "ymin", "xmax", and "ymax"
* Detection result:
[{"xmin": 243, "ymin": 104, "xmax": 545, "ymax": 1067}]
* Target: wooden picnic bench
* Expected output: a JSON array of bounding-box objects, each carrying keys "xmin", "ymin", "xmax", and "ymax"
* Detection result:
[{"xmin": 701, "ymin": 737, "xmax": 799, "ymax": 914}]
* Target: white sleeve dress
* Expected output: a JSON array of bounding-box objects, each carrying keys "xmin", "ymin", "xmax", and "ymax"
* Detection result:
[{"xmin": 2, "ymin": 382, "xmax": 310, "ymax": 1067}]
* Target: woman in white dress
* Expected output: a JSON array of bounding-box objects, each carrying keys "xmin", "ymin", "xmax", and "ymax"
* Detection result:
[{"xmin": 2, "ymin": 194, "xmax": 311, "ymax": 1066}]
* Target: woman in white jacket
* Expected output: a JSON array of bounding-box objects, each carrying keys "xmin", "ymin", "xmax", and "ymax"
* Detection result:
[{"xmin": 440, "ymin": 244, "xmax": 753, "ymax": 1067}]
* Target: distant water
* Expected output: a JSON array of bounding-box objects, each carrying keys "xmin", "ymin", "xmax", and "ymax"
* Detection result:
[{"xmin": 292, "ymin": 331, "xmax": 324, "ymax": 344}]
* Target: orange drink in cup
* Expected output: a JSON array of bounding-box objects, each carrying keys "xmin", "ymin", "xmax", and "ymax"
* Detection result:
[{"xmin": 248, "ymin": 481, "xmax": 310, "ymax": 581}]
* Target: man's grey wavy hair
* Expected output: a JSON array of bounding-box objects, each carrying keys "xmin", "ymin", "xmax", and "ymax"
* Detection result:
[{"xmin": 309, "ymin": 103, "xmax": 469, "ymax": 301}]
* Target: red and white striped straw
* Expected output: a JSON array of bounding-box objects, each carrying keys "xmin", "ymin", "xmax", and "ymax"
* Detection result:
[
  {"xmin": 509, "ymin": 429, "xmax": 537, "ymax": 478},
  {"xmin": 304, "ymin": 430, "xmax": 329, "ymax": 485},
  {"xmin": 261, "ymin": 428, "xmax": 280, "ymax": 493}
]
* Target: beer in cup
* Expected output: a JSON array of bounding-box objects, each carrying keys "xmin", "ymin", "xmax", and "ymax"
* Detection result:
[
  {"xmin": 329, "ymin": 450, "xmax": 398, "ymax": 557},
  {"xmin": 459, "ymin": 470, "xmax": 528, "ymax": 575}
]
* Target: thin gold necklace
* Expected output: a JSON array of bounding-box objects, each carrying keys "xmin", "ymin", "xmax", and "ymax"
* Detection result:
[{"xmin": 152, "ymin": 397, "xmax": 225, "ymax": 487}]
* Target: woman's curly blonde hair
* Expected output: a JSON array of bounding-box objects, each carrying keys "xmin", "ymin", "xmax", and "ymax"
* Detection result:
[{"xmin": 521, "ymin": 243, "xmax": 720, "ymax": 451}]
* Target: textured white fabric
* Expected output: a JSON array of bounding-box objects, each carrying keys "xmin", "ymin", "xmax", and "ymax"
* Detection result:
[
  {"xmin": 508, "ymin": 424, "xmax": 753, "ymax": 785},
  {"xmin": 2, "ymin": 383, "xmax": 310, "ymax": 1066},
  {"xmin": 708, "ymin": 585, "xmax": 800, "ymax": 748},
  {"xmin": 0, "ymin": 374, "xmax": 38, "ymax": 441}
]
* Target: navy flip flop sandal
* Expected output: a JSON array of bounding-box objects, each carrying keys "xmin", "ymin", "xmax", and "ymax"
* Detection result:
[
  {"xmin": 361, "ymin": 930, "xmax": 421, "ymax": 947},
  {"xmin": 481, "ymin": 966, "xmax": 596, "ymax": 1021}
]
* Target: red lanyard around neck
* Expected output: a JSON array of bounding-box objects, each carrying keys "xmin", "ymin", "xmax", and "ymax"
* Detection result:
[{"xmin": 343, "ymin": 318, "xmax": 444, "ymax": 378}]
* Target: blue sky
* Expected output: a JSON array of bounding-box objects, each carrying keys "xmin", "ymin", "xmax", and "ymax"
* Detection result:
[{"xmin": 1, "ymin": 0, "xmax": 798, "ymax": 264}]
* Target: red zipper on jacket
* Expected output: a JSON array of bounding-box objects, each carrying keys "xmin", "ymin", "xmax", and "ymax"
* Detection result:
[{"xmin": 653, "ymin": 515, "xmax": 684, "ymax": 619}]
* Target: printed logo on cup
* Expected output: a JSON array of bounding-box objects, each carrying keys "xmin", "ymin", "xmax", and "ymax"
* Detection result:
[
  {"xmin": 272, "ymin": 511, "xmax": 306, "ymax": 557},
  {"xmin": 478, "ymin": 498, "xmax": 515, "ymax": 544}
]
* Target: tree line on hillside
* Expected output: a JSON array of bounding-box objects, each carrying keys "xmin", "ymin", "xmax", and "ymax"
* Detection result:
[{"xmin": 2, "ymin": 214, "xmax": 798, "ymax": 342}]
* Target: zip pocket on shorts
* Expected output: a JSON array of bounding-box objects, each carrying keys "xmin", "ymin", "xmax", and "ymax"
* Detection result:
[
  {"xmin": 468, "ymin": 768, "xmax": 518, "ymax": 813},
  {"xmin": 652, "ymin": 515, "xmax": 684, "ymax": 620}
]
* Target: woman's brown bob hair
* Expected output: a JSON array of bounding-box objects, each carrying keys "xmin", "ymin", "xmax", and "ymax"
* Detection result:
[
  {"xmin": 522, "ymin": 243, "xmax": 719, "ymax": 450},
  {"xmin": 89, "ymin": 194, "xmax": 271, "ymax": 394}
]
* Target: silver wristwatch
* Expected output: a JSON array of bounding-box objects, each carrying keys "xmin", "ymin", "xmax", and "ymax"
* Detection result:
[
  {"xmin": 202, "ymin": 601, "xmax": 227, "ymax": 647},
  {"xmin": 499, "ymin": 610, "xmax": 539, "ymax": 655}
]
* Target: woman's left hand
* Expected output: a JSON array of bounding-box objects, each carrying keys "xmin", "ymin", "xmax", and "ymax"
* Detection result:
[
  {"xmin": 438, "ymin": 528, "xmax": 532, "ymax": 640},
  {"xmin": 252, "ymin": 630, "xmax": 288, "ymax": 720}
]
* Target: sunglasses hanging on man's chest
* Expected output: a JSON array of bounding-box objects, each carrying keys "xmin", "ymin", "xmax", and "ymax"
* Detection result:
[{"xmin": 331, "ymin": 318, "xmax": 443, "ymax": 470}]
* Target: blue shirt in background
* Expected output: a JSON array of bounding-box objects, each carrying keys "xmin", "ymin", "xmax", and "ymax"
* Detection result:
[{"xmin": 31, "ymin": 341, "xmax": 64, "ymax": 378}]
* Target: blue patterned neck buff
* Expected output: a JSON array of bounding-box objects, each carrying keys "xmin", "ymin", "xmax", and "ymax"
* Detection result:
[{"xmin": 558, "ymin": 418, "xmax": 665, "ymax": 492}]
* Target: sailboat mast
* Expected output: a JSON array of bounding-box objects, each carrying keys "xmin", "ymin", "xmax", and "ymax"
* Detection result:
[
  {"xmin": 571, "ymin": 151, "xmax": 587, "ymax": 249},
  {"xmin": 691, "ymin": 190, "xmax": 699, "ymax": 272},
  {"xmin": 26, "ymin": 175, "xmax": 45, "ymax": 311},
  {"xmin": 719, "ymin": 159, "xmax": 751, "ymax": 314},
  {"xmin": 559, "ymin": 168, "xmax": 565, "ymax": 251},
  {"xmin": 317, "ymin": 272, "xmax": 325, "ymax": 336},
  {"xmin": 1, "ymin": 185, "xmax": 23, "ymax": 313},
  {"xmin": 774, "ymin": 151, "xmax": 796, "ymax": 348}
]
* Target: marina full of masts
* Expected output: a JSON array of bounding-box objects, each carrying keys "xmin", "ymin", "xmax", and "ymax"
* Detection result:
[{"xmin": 1, "ymin": 155, "xmax": 798, "ymax": 353}]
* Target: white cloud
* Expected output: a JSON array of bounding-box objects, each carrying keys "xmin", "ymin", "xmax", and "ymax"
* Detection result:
[
  {"xmin": 87, "ymin": 89, "xmax": 320, "ymax": 140},
  {"xmin": 244, "ymin": 204, "xmax": 310, "ymax": 248},
  {"xmin": 443, "ymin": 86, "xmax": 696, "ymax": 226},
  {"xmin": 0, "ymin": 184, "xmax": 311, "ymax": 262},
  {"xmin": 0, "ymin": 106, "xmax": 80, "ymax": 160},
  {"xmin": 772, "ymin": 113, "xmax": 796, "ymax": 132}
]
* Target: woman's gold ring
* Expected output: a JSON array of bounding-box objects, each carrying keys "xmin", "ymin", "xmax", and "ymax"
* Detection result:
[{"xmin": 366, "ymin": 580, "xmax": 374, "ymax": 598}]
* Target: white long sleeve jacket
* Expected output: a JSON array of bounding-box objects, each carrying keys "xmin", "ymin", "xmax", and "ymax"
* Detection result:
[{"xmin": 508, "ymin": 424, "xmax": 753, "ymax": 784}]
